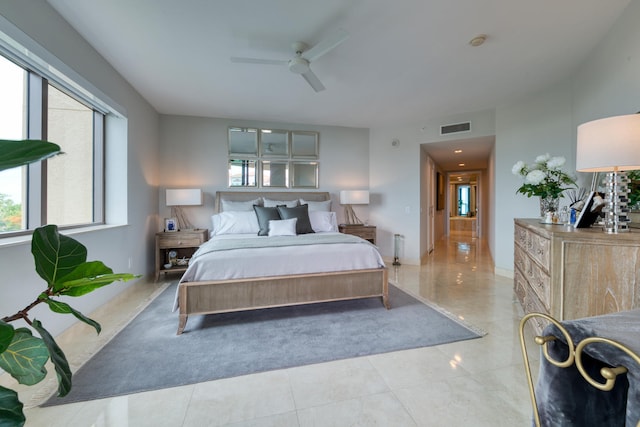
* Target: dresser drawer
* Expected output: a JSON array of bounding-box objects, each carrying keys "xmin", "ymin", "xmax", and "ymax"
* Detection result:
[
  {"xmin": 522, "ymin": 285, "xmax": 548, "ymax": 335},
  {"xmin": 514, "ymin": 224, "xmax": 528, "ymax": 249},
  {"xmin": 515, "ymin": 245, "xmax": 550, "ymax": 309},
  {"xmin": 528, "ymin": 231, "xmax": 550, "ymax": 271}
]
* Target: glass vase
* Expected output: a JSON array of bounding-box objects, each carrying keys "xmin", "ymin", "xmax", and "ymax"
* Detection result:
[{"xmin": 539, "ymin": 196, "xmax": 559, "ymax": 224}]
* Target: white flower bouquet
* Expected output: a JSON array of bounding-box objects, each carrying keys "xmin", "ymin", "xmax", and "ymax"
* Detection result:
[{"xmin": 512, "ymin": 153, "xmax": 576, "ymax": 199}]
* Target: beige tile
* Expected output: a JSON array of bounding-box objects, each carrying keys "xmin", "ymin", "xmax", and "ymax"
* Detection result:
[
  {"xmin": 183, "ymin": 370, "xmax": 295, "ymax": 426},
  {"xmin": 26, "ymin": 385, "xmax": 194, "ymax": 427},
  {"xmin": 221, "ymin": 412, "xmax": 300, "ymax": 427},
  {"xmin": 297, "ymin": 392, "xmax": 417, "ymax": 427},
  {"xmin": 288, "ymin": 358, "xmax": 389, "ymax": 409},
  {"xmin": 394, "ymin": 376, "xmax": 530, "ymax": 427},
  {"xmin": 368, "ymin": 346, "xmax": 470, "ymax": 390}
]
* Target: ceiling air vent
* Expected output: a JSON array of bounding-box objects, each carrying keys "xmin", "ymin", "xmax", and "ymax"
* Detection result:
[{"xmin": 440, "ymin": 121, "xmax": 471, "ymax": 135}]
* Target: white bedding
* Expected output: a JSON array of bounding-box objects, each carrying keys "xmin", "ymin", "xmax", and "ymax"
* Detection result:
[{"xmin": 180, "ymin": 232, "xmax": 385, "ymax": 283}]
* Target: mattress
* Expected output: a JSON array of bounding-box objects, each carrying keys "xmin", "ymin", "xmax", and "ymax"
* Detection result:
[{"xmin": 180, "ymin": 232, "xmax": 385, "ymax": 283}]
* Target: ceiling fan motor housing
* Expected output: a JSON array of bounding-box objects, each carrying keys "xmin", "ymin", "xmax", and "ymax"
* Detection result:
[{"xmin": 288, "ymin": 57, "xmax": 310, "ymax": 74}]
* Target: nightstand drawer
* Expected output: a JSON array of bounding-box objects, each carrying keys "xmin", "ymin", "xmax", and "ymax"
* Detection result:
[
  {"xmin": 338, "ymin": 224, "xmax": 376, "ymax": 244},
  {"xmin": 347, "ymin": 229, "xmax": 375, "ymax": 240},
  {"xmin": 158, "ymin": 236, "xmax": 203, "ymax": 248}
]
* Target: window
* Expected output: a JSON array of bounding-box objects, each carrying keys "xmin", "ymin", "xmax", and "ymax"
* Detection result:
[
  {"xmin": 0, "ymin": 53, "xmax": 105, "ymax": 235},
  {"xmin": 0, "ymin": 55, "xmax": 27, "ymax": 232}
]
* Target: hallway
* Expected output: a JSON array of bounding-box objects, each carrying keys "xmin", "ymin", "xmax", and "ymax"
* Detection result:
[{"xmin": 19, "ymin": 233, "xmax": 535, "ymax": 426}]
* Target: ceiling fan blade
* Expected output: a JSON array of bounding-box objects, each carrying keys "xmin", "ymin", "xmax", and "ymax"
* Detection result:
[
  {"xmin": 301, "ymin": 70, "xmax": 325, "ymax": 92},
  {"xmin": 230, "ymin": 57, "xmax": 288, "ymax": 65},
  {"xmin": 302, "ymin": 28, "xmax": 349, "ymax": 62}
]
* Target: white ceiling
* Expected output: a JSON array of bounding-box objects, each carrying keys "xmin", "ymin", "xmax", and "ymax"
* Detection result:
[{"xmin": 46, "ymin": 0, "xmax": 630, "ymax": 170}]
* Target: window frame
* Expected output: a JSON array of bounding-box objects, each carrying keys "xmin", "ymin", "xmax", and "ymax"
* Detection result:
[{"xmin": 0, "ymin": 56, "xmax": 106, "ymax": 237}]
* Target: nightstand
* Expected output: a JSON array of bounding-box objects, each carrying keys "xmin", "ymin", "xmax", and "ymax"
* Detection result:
[
  {"xmin": 338, "ymin": 224, "xmax": 376, "ymax": 244},
  {"xmin": 155, "ymin": 229, "xmax": 208, "ymax": 281}
]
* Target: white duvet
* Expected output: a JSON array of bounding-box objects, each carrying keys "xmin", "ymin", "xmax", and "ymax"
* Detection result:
[{"xmin": 180, "ymin": 232, "xmax": 385, "ymax": 283}]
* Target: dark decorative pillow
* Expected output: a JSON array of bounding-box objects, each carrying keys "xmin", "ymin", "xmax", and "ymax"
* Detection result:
[
  {"xmin": 277, "ymin": 204, "xmax": 315, "ymax": 234},
  {"xmin": 253, "ymin": 205, "xmax": 281, "ymax": 236}
]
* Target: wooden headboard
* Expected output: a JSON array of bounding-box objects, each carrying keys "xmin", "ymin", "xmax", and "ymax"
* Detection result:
[{"xmin": 215, "ymin": 191, "xmax": 331, "ymax": 213}]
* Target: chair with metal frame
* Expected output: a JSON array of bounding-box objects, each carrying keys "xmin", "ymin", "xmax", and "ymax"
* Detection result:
[{"xmin": 519, "ymin": 311, "xmax": 640, "ymax": 427}]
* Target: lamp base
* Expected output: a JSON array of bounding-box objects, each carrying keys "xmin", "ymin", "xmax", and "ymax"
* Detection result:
[
  {"xmin": 602, "ymin": 171, "xmax": 631, "ymax": 234},
  {"xmin": 344, "ymin": 205, "xmax": 364, "ymax": 225},
  {"xmin": 171, "ymin": 206, "xmax": 194, "ymax": 231}
]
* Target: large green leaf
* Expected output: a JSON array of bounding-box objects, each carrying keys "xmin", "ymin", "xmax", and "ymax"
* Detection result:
[
  {"xmin": 40, "ymin": 297, "xmax": 101, "ymax": 334},
  {"xmin": 31, "ymin": 320, "xmax": 71, "ymax": 397},
  {"xmin": 0, "ymin": 386, "xmax": 25, "ymax": 427},
  {"xmin": 0, "ymin": 139, "xmax": 61, "ymax": 172},
  {"xmin": 0, "ymin": 329, "xmax": 48, "ymax": 386},
  {"xmin": 31, "ymin": 225, "xmax": 87, "ymax": 287},
  {"xmin": 52, "ymin": 260, "xmax": 112, "ymax": 293},
  {"xmin": 58, "ymin": 273, "xmax": 139, "ymax": 298},
  {"xmin": 0, "ymin": 321, "xmax": 14, "ymax": 354}
]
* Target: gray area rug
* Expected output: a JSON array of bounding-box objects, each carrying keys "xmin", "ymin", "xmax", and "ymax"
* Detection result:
[{"xmin": 44, "ymin": 282, "xmax": 482, "ymax": 406}]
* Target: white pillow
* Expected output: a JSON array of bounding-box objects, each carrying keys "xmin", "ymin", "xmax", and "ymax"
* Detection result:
[
  {"xmin": 268, "ymin": 218, "xmax": 297, "ymax": 236},
  {"xmin": 211, "ymin": 211, "xmax": 260, "ymax": 236},
  {"xmin": 300, "ymin": 199, "xmax": 331, "ymax": 212},
  {"xmin": 309, "ymin": 211, "xmax": 338, "ymax": 232},
  {"xmin": 263, "ymin": 198, "xmax": 298, "ymax": 208},
  {"xmin": 220, "ymin": 198, "xmax": 262, "ymax": 212}
]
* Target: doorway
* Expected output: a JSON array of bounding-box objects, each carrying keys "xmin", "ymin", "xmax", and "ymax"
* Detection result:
[
  {"xmin": 420, "ymin": 136, "xmax": 494, "ymax": 260},
  {"xmin": 448, "ymin": 171, "xmax": 480, "ymax": 238}
]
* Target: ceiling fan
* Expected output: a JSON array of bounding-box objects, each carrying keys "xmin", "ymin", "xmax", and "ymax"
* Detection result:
[{"xmin": 230, "ymin": 29, "xmax": 349, "ymax": 92}]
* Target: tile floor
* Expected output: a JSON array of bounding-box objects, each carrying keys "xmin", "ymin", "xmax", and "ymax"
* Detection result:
[{"xmin": 6, "ymin": 233, "xmax": 540, "ymax": 426}]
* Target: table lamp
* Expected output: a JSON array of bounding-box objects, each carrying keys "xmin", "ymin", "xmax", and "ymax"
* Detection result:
[
  {"xmin": 339, "ymin": 190, "xmax": 369, "ymax": 225},
  {"xmin": 166, "ymin": 188, "xmax": 202, "ymax": 230},
  {"xmin": 576, "ymin": 114, "xmax": 640, "ymax": 233}
]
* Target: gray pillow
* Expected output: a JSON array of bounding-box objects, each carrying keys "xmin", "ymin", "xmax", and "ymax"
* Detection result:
[
  {"xmin": 253, "ymin": 205, "xmax": 281, "ymax": 236},
  {"xmin": 277, "ymin": 204, "xmax": 315, "ymax": 235}
]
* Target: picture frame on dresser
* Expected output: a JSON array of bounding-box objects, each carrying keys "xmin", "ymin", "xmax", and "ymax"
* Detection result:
[
  {"xmin": 164, "ymin": 217, "xmax": 177, "ymax": 232},
  {"xmin": 574, "ymin": 191, "xmax": 604, "ymax": 228}
]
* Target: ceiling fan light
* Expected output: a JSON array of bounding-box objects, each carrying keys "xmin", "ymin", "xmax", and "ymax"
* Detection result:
[{"xmin": 288, "ymin": 57, "xmax": 310, "ymax": 74}]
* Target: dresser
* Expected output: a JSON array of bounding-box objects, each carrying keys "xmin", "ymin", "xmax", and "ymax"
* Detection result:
[{"xmin": 514, "ymin": 218, "xmax": 640, "ymax": 333}]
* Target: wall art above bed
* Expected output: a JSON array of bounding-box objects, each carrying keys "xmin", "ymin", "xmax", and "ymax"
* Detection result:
[{"xmin": 228, "ymin": 126, "xmax": 319, "ymax": 189}]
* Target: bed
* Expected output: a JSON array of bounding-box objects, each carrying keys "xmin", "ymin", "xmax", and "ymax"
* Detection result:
[{"xmin": 174, "ymin": 191, "xmax": 388, "ymax": 334}]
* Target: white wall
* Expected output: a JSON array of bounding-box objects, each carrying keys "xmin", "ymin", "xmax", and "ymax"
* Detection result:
[
  {"xmin": 0, "ymin": 2, "xmax": 159, "ymax": 337},
  {"xmin": 571, "ymin": 0, "xmax": 640, "ymax": 126},
  {"xmin": 493, "ymin": 81, "xmax": 574, "ymax": 274},
  {"xmin": 492, "ymin": 0, "xmax": 640, "ymax": 275},
  {"xmin": 158, "ymin": 115, "xmax": 370, "ymax": 229},
  {"xmin": 369, "ymin": 110, "xmax": 496, "ymax": 264}
]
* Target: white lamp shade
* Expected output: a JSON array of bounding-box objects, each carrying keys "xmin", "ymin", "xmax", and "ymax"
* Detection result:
[
  {"xmin": 576, "ymin": 114, "xmax": 640, "ymax": 172},
  {"xmin": 166, "ymin": 188, "xmax": 202, "ymax": 206},
  {"xmin": 340, "ymin": 190, "xmax": 370, "ymax": 205}
]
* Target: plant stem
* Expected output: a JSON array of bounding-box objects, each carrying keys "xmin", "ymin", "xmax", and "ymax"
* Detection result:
[{"xmin": 1, "ymin": 297, "xmax": 42, "ymax": 325}]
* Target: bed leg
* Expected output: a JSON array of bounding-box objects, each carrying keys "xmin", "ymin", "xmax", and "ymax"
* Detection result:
[
  {"xmin": 382, "ymin": 268, "xmax": 390, "ymax": 309},
  {"xmin": 177, "ymin": 314, "xmax": 188, "ymax": 335},
  {"xmin": 382, "ymin": 294, "xmax": 391, "ymax": 309}
]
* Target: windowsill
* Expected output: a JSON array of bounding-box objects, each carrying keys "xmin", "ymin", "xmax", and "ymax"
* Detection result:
[{"xmin": 0, "ymin": 223, "xmax": 128, "ymax": 249}]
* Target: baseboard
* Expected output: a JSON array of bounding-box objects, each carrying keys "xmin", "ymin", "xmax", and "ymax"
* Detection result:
[{"xmin": 494, "ymin": 267, "xmax": 514, "ymax": 279}]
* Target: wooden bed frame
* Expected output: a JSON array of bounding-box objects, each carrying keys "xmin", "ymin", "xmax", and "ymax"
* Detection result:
[{"xmin": 177, "ymin": 191, "xmax": 389, "ymax": 334}]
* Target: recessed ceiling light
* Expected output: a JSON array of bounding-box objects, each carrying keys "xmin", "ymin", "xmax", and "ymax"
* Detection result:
[
  {"xmin": 454, "ymin": 149, "xmax": 462, "ymax": 154},
  {"xmin": 458, "ymin": 163, "xmax": 465, "ymax": 167},
  {"xmin": 469, "ymin": 34, "xmax": 487, "ymax": 47}
]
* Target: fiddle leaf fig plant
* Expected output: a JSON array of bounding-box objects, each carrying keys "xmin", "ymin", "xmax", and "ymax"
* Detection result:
[{"xmin": 0, "ymin": 139, "xmax": 139, "ymax": 426}]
